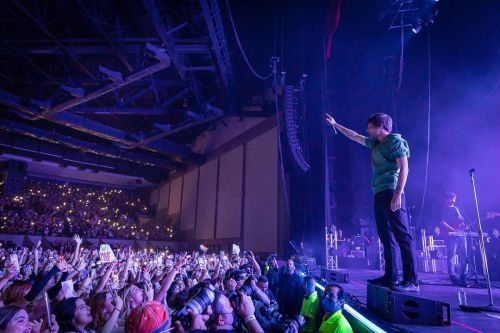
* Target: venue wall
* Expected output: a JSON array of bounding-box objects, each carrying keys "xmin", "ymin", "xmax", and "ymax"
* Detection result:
[{"xmin": 151, "ymin": 118, "xmax": 284, "ymax": 254}]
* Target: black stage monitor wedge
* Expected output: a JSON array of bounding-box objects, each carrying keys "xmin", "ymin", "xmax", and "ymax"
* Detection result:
[
  {"xmin": 367, "ymin": 284, "xmax": 451, "ymax": 325},
  {"xmin": 320, "ymin": 267, "xmax": 350, "ymax": 284}
]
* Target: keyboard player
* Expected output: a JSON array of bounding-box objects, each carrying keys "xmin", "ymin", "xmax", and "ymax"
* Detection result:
[{"xmin": 437, "ymin": 191, "xmax": 468, "ymax": 285}]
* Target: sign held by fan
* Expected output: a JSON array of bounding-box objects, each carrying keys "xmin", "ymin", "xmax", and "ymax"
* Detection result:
[
  {"xmin": 61, "ymin": 280, "xmax": 76, "ymax": 298},
  {"xmin": 231, "ymin": 244, "xmax": 240, "ymax": 256},
  {"xmin": 199, "ymin": 244, "xmax": 209, "ymax": 253},
  {"xmin": 99, "ymin": 244, "xmax": 117, "ymax": 263}
]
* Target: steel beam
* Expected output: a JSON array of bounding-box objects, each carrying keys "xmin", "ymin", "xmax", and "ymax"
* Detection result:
[
  {"xmin": 137, "ymin": 103, "xmax": 224, "ymax": 147},
  {"xmin": 75, "ymin": 0, "xmax": 134, "ymax": 72},
  {"xmin": 0, "ymin": 37, "xmax": 55, "ymax": 83},
  {"xmin": 0, "ymin": 91, "xmax": 202, "ymax": 163},
  {"xmin": 185, "ymin": 66, "xmax": 216, "ymax": 72},
  {"xmin": 72, "ymin": 107, "xmax": 167, "ymax": 116},
  {"xmin": 143, "ymin": 0, "xmax": 186, "ymax": 80},
  {"xmin": 0, "ymin": 78, "xmax": 188, "ymax": 88},
  {"xmin": 43, "ymin": 60, "xmax": 171, "ymax": 118},
  {"xmin": 160, "ymin": 87, "xmax": 190, "ymax": 108},
  {"xmin": 0, "ymin": 119, "xmax": 182, "ymax": 170},
  {"xmin": 199, "ymin": 0, "xmax": 235, "ymax": 94},
  {"xmin": 10, "ymin": 0, "xmax": 96, "ymax": 79},
  {"xmin": 0, "ymin": 43, "xmax": 210, "ymax": 55},
  {"xmin": 50, "ymin": 112, "xmax": 202, "ymax": 163},
  {"xmin": 0, "ymin": 134, "xmax": 169, "ymax": 182},
  {"xmin": 4, "ymin": 37, "xmax": 208, "ymax": 45},
  {"xmin": 0, "ymin": 89, "xmax": 37, "ymax": 115},
  {"xmin": 120, "ymin": 86, "xmax": 154, "ymax": 107},
  {"xmin": 139, "ymin": 113, "xmax": 222, "ymax": 146}
]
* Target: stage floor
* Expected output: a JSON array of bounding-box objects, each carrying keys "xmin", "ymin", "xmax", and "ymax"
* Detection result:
[{"xmin": 338, "ymin": 268, "xmax": 500, "ymax": 333}]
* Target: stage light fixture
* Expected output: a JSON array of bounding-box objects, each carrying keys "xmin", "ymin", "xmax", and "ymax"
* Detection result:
[
  {"xmin": 60, "ymin": 84, "xmax": 85, "ymax": 98},
  {"xmin": 411, "ymin": 19, "xmax": 423, "ymax": 34},
  {"xmin": 145, "ymin": 43, "xmax": 171, "ymax": 64},
  {"xmin": 389, "ymin": 0, "xmax": 439, "ymax": 33},
  {"xmin": 98, "ymin": 66, "xmax": 124, "ymax": 83}
]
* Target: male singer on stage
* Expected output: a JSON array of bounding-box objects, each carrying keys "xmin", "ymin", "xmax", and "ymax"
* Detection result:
[{"xmin": 326, "ymin": 113, "xmax": 419, "ymax": 292}]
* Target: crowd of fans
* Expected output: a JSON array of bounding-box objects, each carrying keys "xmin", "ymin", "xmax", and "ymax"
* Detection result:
[
  {"xmin": 0, "ymin": 237, "xmax": 354, "ymax": 333},
  {"xmin": 0, "ymin": 179, "xmax": 356, "ymax": 332},
  {"xmin": 0, "ymin": 179, "xmax": 171, "ymax": 240}
]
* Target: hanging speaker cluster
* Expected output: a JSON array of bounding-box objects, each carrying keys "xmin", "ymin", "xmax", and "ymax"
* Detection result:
[{"xmin": 284, "ymin": 85, "xmax": 310, "ymax": 172}]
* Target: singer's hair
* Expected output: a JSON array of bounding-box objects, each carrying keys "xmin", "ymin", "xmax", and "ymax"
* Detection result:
[{"xmin": 367, "ymin": 113, "xmax": 393, "ymax": 132}]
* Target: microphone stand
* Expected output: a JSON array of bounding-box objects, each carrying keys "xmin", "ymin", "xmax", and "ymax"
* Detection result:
[{"xmin": 459, "ymin": 168, "xmax": 500, "ymax": 313}]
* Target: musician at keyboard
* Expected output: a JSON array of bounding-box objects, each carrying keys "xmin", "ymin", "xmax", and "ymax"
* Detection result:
[
  {"xmin": 437, "ymin": 191, "xmax": 468, "ymax": 285},
  {"xmin": 485, "ymin": 213, "xmax": 500, "ymax": 281}
]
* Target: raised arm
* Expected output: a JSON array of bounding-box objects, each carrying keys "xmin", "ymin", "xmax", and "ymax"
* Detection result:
[
  {"xmin": 237, "ymin": 293, "xmax": 265, "ymax": 333},
  {"xmin": 33, "ymin": 242, "xmax": 41, "ymax": 275},
  {"xmin": 248, "ymin": 252, "xmax": 261, "ymax": 278},
  {"xmin": 70, "ymin": 235, "xmax": 82, "ymax": 267},
  {"xmin": 119, "ymin": 248, "xmax": 132, "ymax": 283},
  {"xmin": 211, "ymin": 258, "xmax": 221, "ymax": 281},
  {"xmin": 249, "ymin": 279, "xmax": 270, "ymax": 305},
  {"xmin": 19, "ymin": 247, "xmax": 28, "ymax": 266},
  {"xmin": 154, "ymin": 253, "xmax": 186, "ymax": 302},
  {"xmin": 99, "ymin": 294, "xmax": 123, "ymax": 333},
  {"xmin": 95, "ymin": 264, "xmax": 113, "ymax": 293},
  {"xmin": 67, "ymin": 259, "xmax": 87, "ymax": 281},
  {"xmin": 153, "ymin": 266, "xmax": 179, "ymax": 303},
  {"xmin": 326, "ymin": 114, "xmax": 367, "ymax": 146},
  {"xmin": 0, "ymin": 263, "xmax": 17, "ymax": 291}
]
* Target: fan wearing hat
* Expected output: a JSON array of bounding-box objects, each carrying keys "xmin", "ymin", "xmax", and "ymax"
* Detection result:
[{"xmin": 126, "ymin": 301, "xmax": 170, "ymax": 333}]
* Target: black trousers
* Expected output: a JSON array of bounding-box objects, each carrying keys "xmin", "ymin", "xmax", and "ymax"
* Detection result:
[{"xmin": 374, "ymin": 189, "xmax": 417, "ymax": 283}]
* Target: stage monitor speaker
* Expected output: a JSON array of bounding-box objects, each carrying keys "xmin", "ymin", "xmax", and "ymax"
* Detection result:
[
  {"xmin": 320, "ymin": 267, "xmax": 350, "ymax": 284},
  {"xmin": 367, "ymin": 284, "xmax": 451, "ymax": 325},
  {"xmin": 338, "ymin": 257, "xmax": 370, "ymax": 269}
]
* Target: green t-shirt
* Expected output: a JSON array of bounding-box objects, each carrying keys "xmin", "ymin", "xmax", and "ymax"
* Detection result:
[
  {"xmin": 364, "ymin": 133, "xmax": 410, "ymax": 194},
  {"xmin": 300, "ymin": 291, "xmax": 320, "ymax": 332},
  {"xmin": 319, "ymin": 310, "xmax": 354, "ymax": 333}
]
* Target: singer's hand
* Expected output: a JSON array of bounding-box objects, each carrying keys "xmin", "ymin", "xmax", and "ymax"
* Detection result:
[
  {"xmin": 325, "ymin": 113, "xmax": 336, "ymax": 127},
  {"xmin": 390, "ymin": 192, "xmax": 402, "ymax": 212}
]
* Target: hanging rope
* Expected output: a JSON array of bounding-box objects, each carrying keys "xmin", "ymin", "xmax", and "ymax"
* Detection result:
[{"xmin": 224, "ymin": 0, "xmax": 273, "ymax": 80}]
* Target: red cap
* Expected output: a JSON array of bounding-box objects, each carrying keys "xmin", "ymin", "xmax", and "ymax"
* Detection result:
[{"xmin": 126, "ymin": 301, "xmax": 170, "ymax": 333}]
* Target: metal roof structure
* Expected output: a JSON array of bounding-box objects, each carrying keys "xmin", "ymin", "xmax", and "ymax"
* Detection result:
[{"xmin": 0, "ymin": 0, "xmax": 242, "ymax": 182}]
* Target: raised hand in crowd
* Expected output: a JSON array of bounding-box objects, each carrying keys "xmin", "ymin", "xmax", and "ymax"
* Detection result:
[{"xmin": 31, "ymin": 315, "xmax": 59, "ymax": 333}]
